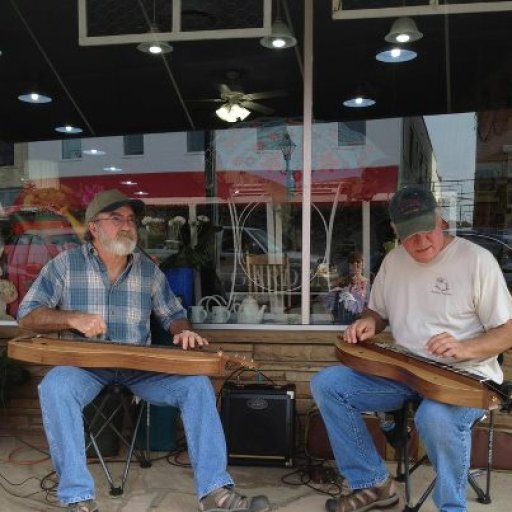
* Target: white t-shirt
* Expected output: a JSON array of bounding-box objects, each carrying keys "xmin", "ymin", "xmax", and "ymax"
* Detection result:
[{"xmin": 369, "ymin": 236, "xmax": 512, "ymax": 383}]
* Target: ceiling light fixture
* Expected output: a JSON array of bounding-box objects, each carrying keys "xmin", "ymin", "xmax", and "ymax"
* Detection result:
[
  {"xmin": 260, "ymin": 1, "xmax": 297, "ymax": 49},
  {"xmin": 137, "ymin": 0, "xmax": 173, "ymax": 55},
  {"xmin": 216, "ymin": 103, "xmax": 250, "ymax": 123},
  {"xmin": 18, "ymin": 91, "xmax": 52, "ymax": 104},
  {"xmin": 376, "ymin": 46, "xmax": 417, "ymax": 63},
  {"xmin": 103, "ymin": 166, "xmax": 122, "ymax": 172},
  {"xmin": 137, "ymin": 39, "xmax": 173, "ymax": 55},
  {"xmin": 343, "ymin": 95, "xmax": 376, "ymax": 108},
  {"xmin": 385, "ymin": 17, "xmax": 423, "ymax": 44},
  {"xmin": 55, "ymin": 125, "xmax": 83, "ymax": 134},
  {"xmin": 83, "ymin": 148, "xmax": 106, "ymax": 156}
]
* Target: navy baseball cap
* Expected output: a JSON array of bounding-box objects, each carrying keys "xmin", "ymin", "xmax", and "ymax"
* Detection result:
[{"xmin": 389, "ymin": 186, "xmax": 438, "ymax": 240}]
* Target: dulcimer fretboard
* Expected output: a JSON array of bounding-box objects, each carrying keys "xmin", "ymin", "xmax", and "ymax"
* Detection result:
[
  {"xmin": 335, "ymin": 336, "xmax": 503, "ymax": 410},
  {"xmin": 8, "ymin": 336, "xmax": 253, "ymax": 377}
]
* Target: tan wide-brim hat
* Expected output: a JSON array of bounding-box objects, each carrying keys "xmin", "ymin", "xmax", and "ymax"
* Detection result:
[{"xmin": 85, "ymin": 189, "xmax": 145, "ymax": 223}]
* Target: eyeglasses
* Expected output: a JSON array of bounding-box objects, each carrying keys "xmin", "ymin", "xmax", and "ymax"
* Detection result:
[{"xmin": 93, "ymin": 214, "xmax": 138, "ymax": 228}]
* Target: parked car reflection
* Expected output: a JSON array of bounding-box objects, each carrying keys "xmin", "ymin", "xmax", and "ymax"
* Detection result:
[
  {"xmin": 4, "ymin": 228, "xmax": 81, "ymax": 316},
  {"xmin": 449, "ymin": 229, "xmax": 512, "ymax": 291}
]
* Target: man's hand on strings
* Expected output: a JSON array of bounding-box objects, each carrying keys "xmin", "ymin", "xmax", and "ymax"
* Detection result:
[
  {"xmin": 426, "ymin": 332, "xmax": 469, "ymax": 360},
  {"xmin": 343, "ymin": 318, "xmax": 376, "ymax": 344},
  {"xmin": 68, "ymin": 312, "xmax": 107, "ymax": 339},
  {"xmin": 173, "ymin": 330, "xmax": 209, "ymax": 350}
]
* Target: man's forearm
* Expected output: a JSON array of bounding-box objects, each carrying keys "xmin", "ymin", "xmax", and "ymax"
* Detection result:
[
  {"xmin": 169, "ymin": 318, "xmax": 193, "ymax": 336},
  {"xmin": 18, "ymin": 307, "xmax": 74, "ymax": 333},
  {"xmin": 463, "ymin": 320, "xmax": 512, "ymax": 360},
  {"xmin": 359, "ymin": 308, "xmax": 388, "ymax": 334}
]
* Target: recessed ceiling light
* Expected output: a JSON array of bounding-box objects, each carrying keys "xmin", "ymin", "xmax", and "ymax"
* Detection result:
[
  {"xmin": 343, "ymin": 96, "xmax": 376, "ymax": 108},
  {"xmin": 83, "ymin": 148, "xmax": 106, "ymax": 156},
  {"xmin": 103, "ymin": 166, "xmax": 122, "ymax": 172},
  {"xmin": 376, "ymin": 47, "xmax": 417, "ymax": 63},
  {"xmin": 55, "ymin": 125, "xmax": 83, "ymax": 134},
  {"xmin": 121, "ymin": 180, "xmax": 138, "ymax": 186},
  {"xmin": 18, "ymin": 92, "xmax": 52, "ymax": 104}
]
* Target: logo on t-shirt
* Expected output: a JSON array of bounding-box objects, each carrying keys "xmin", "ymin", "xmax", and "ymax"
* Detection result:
[{"xmin": 432, "ymin": 277, "xmax": 451, "ymax": 295}]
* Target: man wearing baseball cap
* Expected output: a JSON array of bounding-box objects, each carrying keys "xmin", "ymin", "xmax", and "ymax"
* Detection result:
[
  {"xmin": 18, "ymin": 189, "xmax": 271, "ymax": 512},
  {"xmin": 312, "ymin": 185, "xmax": 512, "ymax": 512}
]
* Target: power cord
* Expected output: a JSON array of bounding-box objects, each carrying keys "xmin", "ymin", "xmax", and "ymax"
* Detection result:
[
  {"xmin": 0, "ymin": 435, "xmax": 60, "ymax": 506},
  {"xmin": 280, "ymin": 452, "xmax": 345, "ymax": 497}
]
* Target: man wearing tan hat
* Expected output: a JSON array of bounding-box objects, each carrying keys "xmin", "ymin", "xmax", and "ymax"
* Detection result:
[
  {"xmin": 311, "ymin": 186, "xmax": 512, "ymax": 512},
  {"xmin": 18, "ymin": 189, "xmax": 271, "ymax": 512}
]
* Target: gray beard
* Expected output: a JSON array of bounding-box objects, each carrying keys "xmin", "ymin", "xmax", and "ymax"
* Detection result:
[{"xmin": 99, "ymin": 232, "xmax": 137, "ymax": 256}]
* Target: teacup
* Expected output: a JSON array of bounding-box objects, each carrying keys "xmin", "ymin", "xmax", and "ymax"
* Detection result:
[
  {"xmin": 189, "ymin": 305, "xmax": 208, "ymax": 323},
  {"xmin": 210, "ymin": 305, "xmax": 230, "ymax": 323}
]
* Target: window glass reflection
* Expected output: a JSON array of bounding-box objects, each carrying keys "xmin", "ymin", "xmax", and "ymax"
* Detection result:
[{"xmin": 1, "ymin": 111, "xmax": 512, "ymax": 326}]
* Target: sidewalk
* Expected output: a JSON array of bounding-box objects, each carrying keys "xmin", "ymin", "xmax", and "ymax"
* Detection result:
[{"xmin": 1, "ymin": 433, "xmax": 511, "ymax": 511}]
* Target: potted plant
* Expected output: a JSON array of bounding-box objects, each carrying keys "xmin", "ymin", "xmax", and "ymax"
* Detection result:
[
  {"xmin": 160, "ymin": 215, "xmax": 215, "ymax": 270},
  {"xmin": 159, "ymin": 215, "xmax": 219, "ymax": 308}
]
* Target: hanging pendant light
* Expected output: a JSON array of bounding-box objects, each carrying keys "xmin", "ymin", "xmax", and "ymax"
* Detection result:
[
  {"xmin": 376, "ymin": 46, "xmax": 417, "ymax": 63},
  {"xmin": 18, "ymin": 91, "xmax": 52, "ymax": 104},
  {"xmin": 343, "ymin": 95, "xmax": 376, "ymax": 108},
  {"xmin": 137, "ymin": 23, "xmax": 173, "ymax": 55},
  {"xmin": 137, "ymin": 1, "xmax": 173, "ymax": 55},
  {"xmin": 55, "ymin": 125, "xmax": 83, "ymax": 135},
  {"xmin": 260, "ymin": 0, "xmax": 297, "ymax": 49},
  {"xmin": 385, "ymin": 17, "xmax": 423, "ymax": 44}
]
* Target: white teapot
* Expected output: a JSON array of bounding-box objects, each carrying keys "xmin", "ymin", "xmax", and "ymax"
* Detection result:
[{"xmin": 237, "ymin": 296, "xmax": 266, "ymax": 324}]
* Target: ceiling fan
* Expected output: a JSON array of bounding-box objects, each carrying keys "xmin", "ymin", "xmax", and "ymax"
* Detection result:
[{"xmin": 187, "ymin": 71, "xmax": 287, "ymax": 122}]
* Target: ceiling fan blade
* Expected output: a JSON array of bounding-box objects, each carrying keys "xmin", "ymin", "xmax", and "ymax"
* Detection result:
[
  {"xmin": 244, "ymin": 90, "xmax": 288, "ymax": 101},
  {"xmin": 186, "ymin": 98, "xmax": 224, "ymax": 104},
  {"xmin": 219, "ymin": 83, "xmax": 232, "ymax": 95},
  {"xmin": 241, "ymin": 101, "xmax": 274, "ymax": 115}
]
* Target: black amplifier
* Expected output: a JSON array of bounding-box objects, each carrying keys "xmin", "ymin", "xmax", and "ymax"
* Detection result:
[{"xmin": 220, "ymin": 382, "xmax": 295, "ymax": 467}]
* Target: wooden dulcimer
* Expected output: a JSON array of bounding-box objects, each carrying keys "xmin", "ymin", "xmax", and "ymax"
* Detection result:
[
  {"xmin": 335, "ymin": 336, "xmax": 503, "ymax": 410},
  {"xmin": 8, "ymin": 336, "xmax": 254, "ymax": 377}
]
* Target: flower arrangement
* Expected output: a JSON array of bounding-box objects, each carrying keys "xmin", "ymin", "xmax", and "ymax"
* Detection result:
[
  {"xmin": 141, "ymin": 215, "xmax": 166, "ymax": 234},
  {"xmin": 160, "ymin": 215, "xmax": 218, "ymax": 269}
]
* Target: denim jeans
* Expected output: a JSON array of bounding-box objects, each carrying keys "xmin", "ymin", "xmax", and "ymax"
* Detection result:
[
  {"xmin": 38, "ymin": 366, "xmax": 233, "ymax": 505},
  {"xmin": 310, "ymin": 365, "xmax": 484, "ymax": 512}
]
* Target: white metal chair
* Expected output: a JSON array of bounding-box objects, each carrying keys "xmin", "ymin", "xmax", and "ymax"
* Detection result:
[{"xmin": 245, "ymin": 252, "xmax": 292, "ymax": 312}]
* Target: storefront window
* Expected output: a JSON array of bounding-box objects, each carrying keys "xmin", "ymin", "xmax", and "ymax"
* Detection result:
[
  {"xmin": 1, "ymin": 109, "xmax": 512, "ymax": 326},
  {"xmin": 1, "ymin": 4, "xmax": 512, "ymax": 329}
]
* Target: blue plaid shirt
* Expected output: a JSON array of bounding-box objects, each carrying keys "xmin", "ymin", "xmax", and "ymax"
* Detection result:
[{"xmin": 17, "ymin": 243, "xmax": 186, "ymax": 345}]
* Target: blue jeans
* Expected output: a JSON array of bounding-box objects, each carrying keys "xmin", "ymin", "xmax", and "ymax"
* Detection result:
[
  {"xmin": 38, "ymin": 366, "xmax": 234, "ymax": 505},
  {"xmin": 310, "ymin": 365, "xmax": 484, "ymax": 512}
]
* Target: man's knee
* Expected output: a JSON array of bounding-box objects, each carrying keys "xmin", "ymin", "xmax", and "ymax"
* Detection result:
[{"xmin": 311, "ymin": 366, "xmax": 348, "ymax": 399}]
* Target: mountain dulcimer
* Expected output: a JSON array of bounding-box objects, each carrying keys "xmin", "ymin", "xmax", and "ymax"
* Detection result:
[
  {"xmin": 335, "ymin": 336, "xmax": 503, "ymax": 410},
  {"xmin": 8, "ymin": 336, "xmax": 254, "ymax": 377}
]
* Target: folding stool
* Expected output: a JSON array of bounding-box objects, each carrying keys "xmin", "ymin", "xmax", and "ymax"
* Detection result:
[
  {"xmin": 84, "ymin": 383, "xmax": 152, "ymax": 496},
  {"xmin": 389, "ymin": 382, "xmax": 512, "ymax": 512}
]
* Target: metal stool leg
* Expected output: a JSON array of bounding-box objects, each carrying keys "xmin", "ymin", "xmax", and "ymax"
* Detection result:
[
  {"xmin": 84, "ymin": 385, "xmax": 151, "ymax": 496},
  {"xmin": 392, "ymin": 403, "xmax": 496, "ymax": 511}
]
